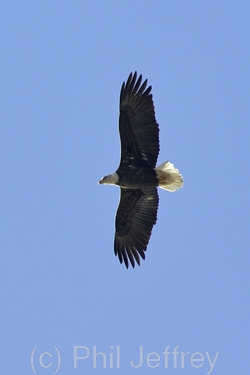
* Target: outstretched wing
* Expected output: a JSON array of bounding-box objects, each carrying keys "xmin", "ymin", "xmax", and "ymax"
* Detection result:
[
  {"xmin": 119, "ymin": 72, "xmax": 159, "ymax": 168},
  {"xmin": 114, "ymin": 187, "xmax": 159, "ymax": 268}
]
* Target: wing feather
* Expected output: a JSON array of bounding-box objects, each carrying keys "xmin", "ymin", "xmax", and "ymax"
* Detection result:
[
  {"xmin": 119, "ymin": 72, "xmax": 159, "ymax": 168},
  {"xmin": 114, "ymin": 187, "xmax": 159, "ymax": 268}
]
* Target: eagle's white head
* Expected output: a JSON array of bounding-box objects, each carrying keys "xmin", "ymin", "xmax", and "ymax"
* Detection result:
[{"xmin": 98, "ymin": 172, "xmax": 119, "ymax": 186}]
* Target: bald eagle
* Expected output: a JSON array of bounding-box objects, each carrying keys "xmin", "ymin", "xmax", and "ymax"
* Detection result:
[{"xmin": 99, "ymin": 72, "xmax": 183, "ymax": 268}]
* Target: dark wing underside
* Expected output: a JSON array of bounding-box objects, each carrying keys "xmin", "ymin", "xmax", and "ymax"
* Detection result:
[
  {"xmin": 114, "ymin": 187, "xmax": 159, "ymax": 268},
  {"xmin": 119, "ymin": 72, "xmax": 159, "ymax": 168}
]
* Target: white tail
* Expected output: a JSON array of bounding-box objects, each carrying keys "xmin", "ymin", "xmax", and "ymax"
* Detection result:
[{"xmin": 155, "ymin": 161, "xmax": 183, "ymax": 192}]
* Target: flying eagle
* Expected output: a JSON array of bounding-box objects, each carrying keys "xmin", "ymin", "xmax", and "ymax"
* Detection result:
[{"xmin": 99, "ymin": 72, "xmax": 183, "ymax": 268}]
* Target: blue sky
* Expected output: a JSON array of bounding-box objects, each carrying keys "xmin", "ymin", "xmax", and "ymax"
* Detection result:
[{"xmin": 1, "ymin": 1, "xmax": 249, "ymax": 374}]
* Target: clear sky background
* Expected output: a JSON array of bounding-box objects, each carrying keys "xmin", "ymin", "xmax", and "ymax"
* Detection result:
[{"xmin": 1, "ymin": 1, "xmax": 249, "ymax": 374}]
